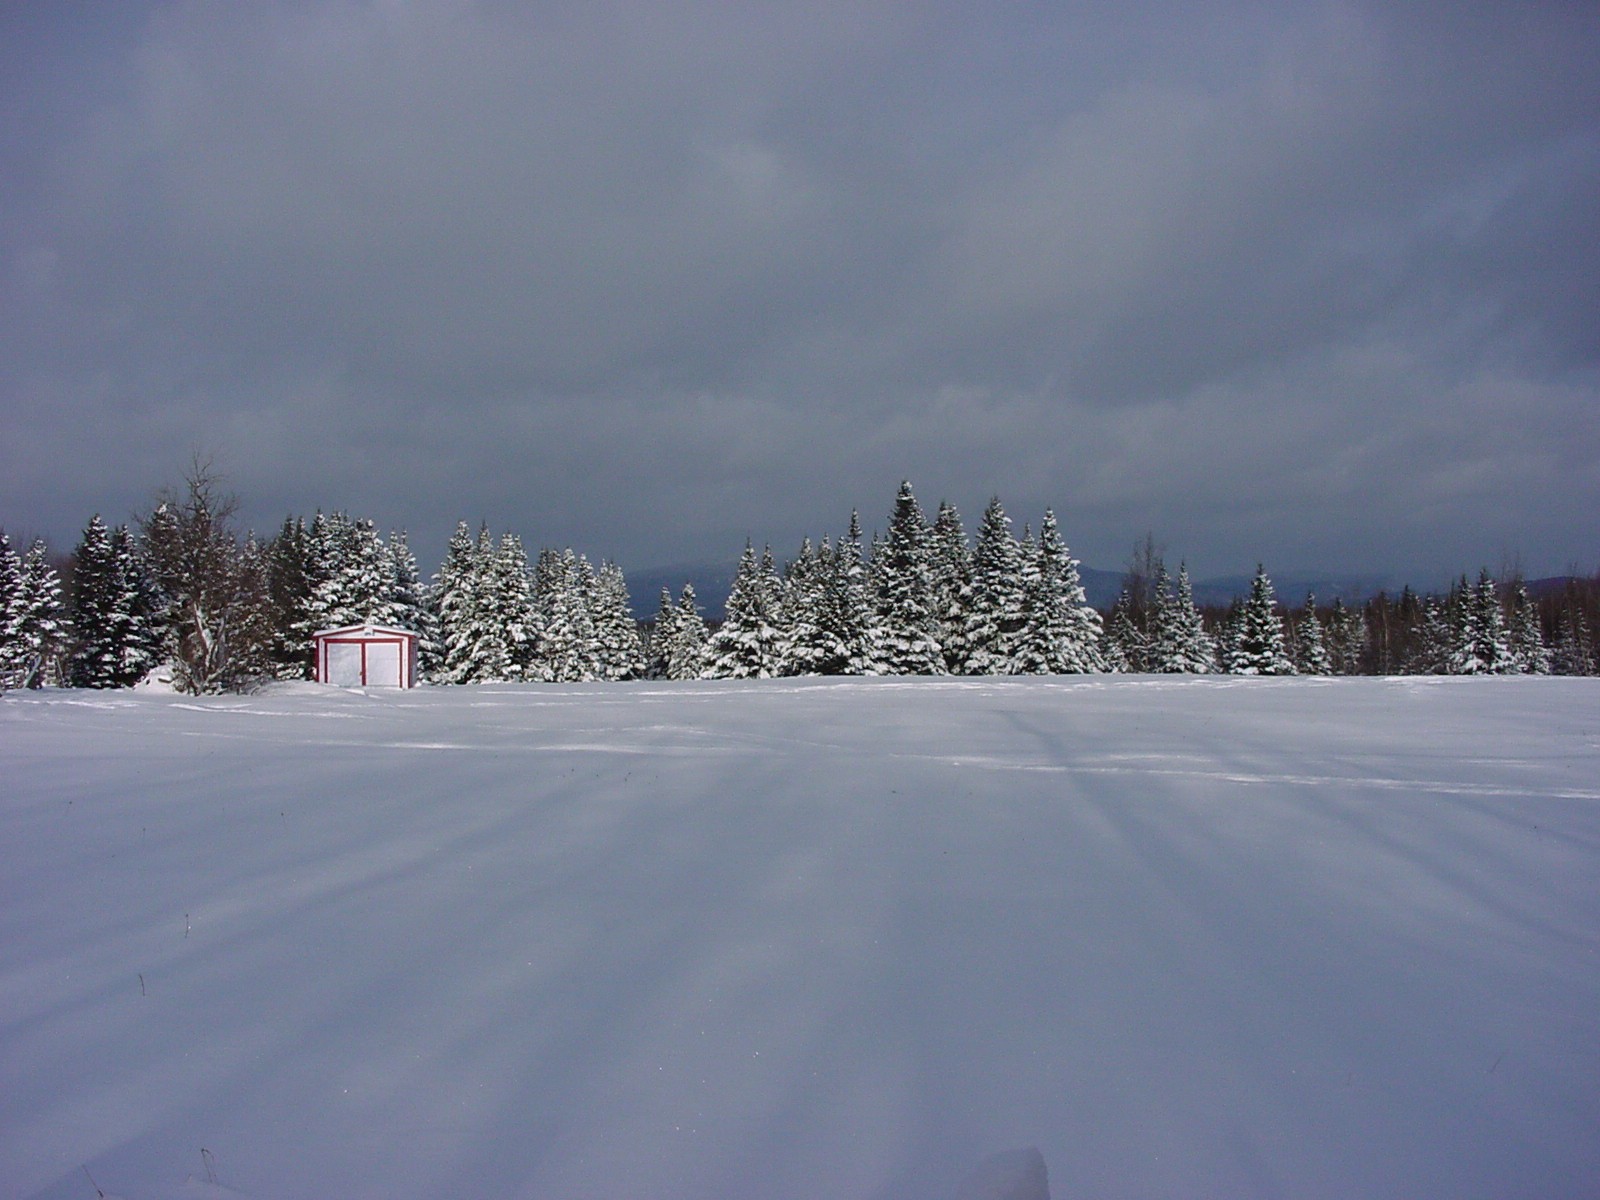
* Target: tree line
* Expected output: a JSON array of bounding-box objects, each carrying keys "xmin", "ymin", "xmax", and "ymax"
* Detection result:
[{"xmin": 3, "ymin": 469, "xmax": 1596, "ymax": 692}]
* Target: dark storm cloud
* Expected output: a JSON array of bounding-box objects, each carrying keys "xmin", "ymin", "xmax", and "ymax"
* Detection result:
[{"xmin": 2, "ymin": 1, "xmax": 1596, "ymax": 582}]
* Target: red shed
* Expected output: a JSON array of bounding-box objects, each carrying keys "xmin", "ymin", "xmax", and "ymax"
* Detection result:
[{"xmin": 312, "ymin": 624, "xmax": 419, "ymax": 689}]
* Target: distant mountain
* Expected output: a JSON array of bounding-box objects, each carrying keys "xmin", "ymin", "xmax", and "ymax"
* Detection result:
[
  {"xmin": 1189, "ymin": 573, "xmax": 1397, "ymax": 610},
  {"xmin": 1526, "ymin": 575, "xmax": 1588, "ymax": 600},
  {"xmin": 1076, "ymin": 565, "xmax": 1125, "ymax": 610}
]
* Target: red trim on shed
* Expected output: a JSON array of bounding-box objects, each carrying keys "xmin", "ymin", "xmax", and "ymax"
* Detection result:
[{"xmin": 311, "ymin": 625, "xmax": 419, "ymax": 688}]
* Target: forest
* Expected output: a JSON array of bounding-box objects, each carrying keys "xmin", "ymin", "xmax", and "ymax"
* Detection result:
[{"xmin": 3, "ymin": 468, "xmax": 1596, "ymax": 693}]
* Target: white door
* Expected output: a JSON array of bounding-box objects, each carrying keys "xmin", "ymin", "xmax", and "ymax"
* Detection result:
[
  {"xmin": 325, "ymin": 641, "xmax": 364, "ymax": 687},
  {"xmin": 365, "ymin": 640, "xmax": 402, "ymax": 687}
]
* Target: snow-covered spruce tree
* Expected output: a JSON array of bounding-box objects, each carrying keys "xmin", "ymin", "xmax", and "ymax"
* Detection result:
[
  {"xmin": 707, "ymin": 542, "xmax": 783, "ymax": 678},
  {"xmin": 0, "ymin": 532, "xmax": 24, "ymax": 688},
  {"xmin": 230, "ymin": 532, "xmax": 275, "ymax": 685},
  {"xmin": 1407, "ymin": 594, "xmax": 1455, "ymax": 675},
  {"xmin": 534, "ymin": 549, "xmax": 600, "ymax": 683},
  {"xmin": 1506, "ymin": 581, "xmax": 1549, "ymax": 674},
  {"xmin": 758, "ymin": 545, "xmax": 785, "ymax": 648},
  {"xmin": 300, "ymin": 510, "xmax": 339, "ymax": 620},
  {"xmin": 431, "ymin": 521, "xmax": 493, "ymax": 684},
  {"xmin": 486, "ymin": 533, "xmax": 539, "ymax": 679},
  {"xmin": 1452, "ymin": 570, "xmax": 1514, "ymax": 675},
  {"xmin": 927, "ymin": 501, "xmax": 974, "ymax": 674},
  {"xmin": 1014, "ymin": 509, "xmax": 1104, "ymax": 674},
  {"xmin": 646, "ymin": 587, "xmax": 677, "ymax": 679},
  {"xmin": 775, "ymin": 537, "xmax": 831, "ymax": 677},
  {"xmin": 263, "ymin": 516, "xmax": 316, "ymax": 678},
  {"xmin": 1101, "ymin": 589, "xmax": 1145, "ymax": 673},
  {"xmin": 66, "ymin": 515, "xmax": 118, "ymax": 687},
  {"xmin": 1214, "ymin": 598, "xmax": 1242, "ymax": 674},
  {"xmin": 665, "ymin": 584, "xmax": 709, "ymax": 680},
  {"xmin": 822, "ymin": 514, "xmax": 882, "ymax": 674},
  {"xmin": 115, "ymin": 524, "xmax": 165, "ymax": 682},
  {"xmin": 591, "ymin": 561, "xmax": 642, "ymax": 681},
  {"xmin": 1, "ymin": 535, "xmax": 67, "ymax": 689},
  {"xmin": 306, "ymin": 513, "xmax": 394, "ymax": 632},
  {"xmin": 385, "ymin": 530, "xmax": 439, "ymax": 659},
  {"xmin": 1148, "ymin": 563, "xmax": 1213, "ymax": 673},
  {"xmin": 435, "ymin": 525, "xmax": 534, "ymax": 683},
  {"xmin": 139, "ymin": 463, "xmax": 263, "ymax": 693},
  {"xmin": 1551, "ymin": 599, "xmax": 1595, "ymax": 676},
  {"xmin": 1327, "ymin": 597, "xmax": 1367, "ymax": 675},
  {"xmin": 1292, "ymin": 594, "xmax": 1333, "ymax": 675},
  {"xmin": 70, "ymin": 516, "xmax": 164, "ymax": 688},
  {"xmin": 1222, "ymin": 565, "xmax": 1293, "ymax": 675},
  {"xmin": 874, "ymin": 481, "xmax": 944, "ymax": 675},
  {"xmin": 1141, "ymin": 561, "xmax": 1173, "ymax": 669},
  {"xmin": 963, "ymin": 497, "xmax": 1027, "ymax": 675},
  {"xmin": 530, "ymin": 547, "xmax": 566, "ymax": 617}
]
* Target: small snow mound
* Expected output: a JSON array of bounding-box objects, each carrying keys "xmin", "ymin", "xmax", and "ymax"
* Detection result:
[
  {"xmin": 133, "ymin": 663, "xmax": 180, "ymax": 692},
  {"xmin": 953, "ymin": 1146, "xmax": 1049, "ymax": 1200}
]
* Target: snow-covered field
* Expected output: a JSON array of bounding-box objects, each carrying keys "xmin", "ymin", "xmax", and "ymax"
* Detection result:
[{"xmin": 3, "ymin": 676, "xmax": 1597, "ymax": 1200}]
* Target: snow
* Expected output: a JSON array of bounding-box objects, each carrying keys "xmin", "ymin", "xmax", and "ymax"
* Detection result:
[{"xmin": 3, "ymin": 676, "xmax": 1597, "ymax": 1200}]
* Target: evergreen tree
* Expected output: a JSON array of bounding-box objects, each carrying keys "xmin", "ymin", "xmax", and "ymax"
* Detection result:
[
  {"xmin": 0, "ymin": 533, "xmax": 19, "ymax": 689},
  {"xmin": 824, "ymin": 514, "xmax": 881, "ymax": 674},
  {"xmin": 66, "ymin": 516, "xmax": 121, "ymax": 687},
  {"xmin": 465, "ymin": 524, "xmax": 520, "ymax": 681},
  {"xmin": 1145, "ymin": 563, "xmax": 1184, "ymax": 668},
  {"xmin": 66, "ymin": 516, "xmax": 162, "ymax": 688},
  {"xmin": 1451, "ymin": 570, "xmax": 1514, "ymax": 675},
  {"xmin": 307, "ymin": 514, "xmax": 393, "ymax": 631},
  {"xmin": 535, "ymin": 549, "xmax": 600, "ymax": 683},
  {"xmin": 1327, "ymin": 597, "xmax": 1368, "ymax": 675},
  {"xmin": 1551, "ymin": 598, "xmax": 1595, "ymax": 676},
  {"xmin": 963, "ymin": 497, "xmax": 1026, "ymax": 674},
  {"xmin": 666, "ymin": 584, "xmax": 710, "ymax": 680},
  {"xmin": 1408, "ymin": 595, "xmax": 1455, "ymax": 675},
  {"xmin": 115, "ymin": 525, "xmax": 165, "ymax": 682},
  {"xmin": 1101, "ymin": 589, "xmax": 1145, "ymax": 673},
  {"xmin": 66, "ymin": 515, "xmax": 113, "ymax": 686},
  {"xmin": 591, "ymin": 561, "xmax": 642, "ymax": 681},
  {"xmin": 1293, "ymin": 594, "xmax": 1333, "ymax": 675},
  {"xmin": 927, "ymin": 501, "xmax": 974, "ymax": 673},
  {"xmin": 874, "ymin": 481, "xmax": 943, "ymax": 674},
  {"xmin": 1014, "ymin": 509, "xmax": 1104, "ymax": 674},
  {"xmin": 1215, "ymin": 598, "xmax": 1243, "ymax": 675},
  {"xmin": 264, "ymin": 516, "xmax": 316, "ymax": 679},
  {"xmin": 1222, "ymin": 565, "xmax": 1293, "ymax": 675},
  {"xmin": 707, "ymin": 542, "xmax": 783, "ymax": 678},
  {"xmin": 1148, "ymin": 563, "xmax": 1213, "ymax": 673},
  {"xmin": 1, "ymin": 534, "xmax": 67, "ymax": 689},
  {"xmin": 531, "ymin": 547, "xmax": 568, "ymax": 617},
  {"xmin": 432, "ymin": 521, "xmax": 489, "ymax": 684},
  {"xmin": 484, "ymin": 532, "xmax": 537, "ymax": 679},
  {"xmin": 385, "ymin": 531, "xmax": 439, "ymax": 667},
  {"xmin": 646, "ymin": 587, "xmax": 678, "ymax": 679},
  {"xmin": 1506, "ymin": 581, "xmax": 1549, "ymax": 674},
  {"xmin": 230, "ymin": 532, "xmax": 275, "ymax": 685},
  {"xmin": 775, "ymin": 537, "xmax": 831, "ymax": 677}
]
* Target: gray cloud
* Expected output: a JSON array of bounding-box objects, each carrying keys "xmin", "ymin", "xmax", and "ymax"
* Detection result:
[{"xmin": 2, "ymin": 1, "xmax": 1596, "ymax": 584}]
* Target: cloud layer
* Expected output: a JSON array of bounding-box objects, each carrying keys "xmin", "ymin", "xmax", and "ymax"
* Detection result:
[{"xmin": 3, "ymin": 2, "xmax": 1597, "ymax": 581}]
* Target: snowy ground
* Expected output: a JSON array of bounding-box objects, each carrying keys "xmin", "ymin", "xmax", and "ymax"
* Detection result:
[{"xmin": 2, "ymin": 676, "xmax": 1597, "ymax": 1200}]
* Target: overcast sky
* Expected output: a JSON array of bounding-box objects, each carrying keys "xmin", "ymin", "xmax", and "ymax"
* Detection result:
[{"xmin": 3, "ymin": 1, "xmax": 1596, "ymax": 584}]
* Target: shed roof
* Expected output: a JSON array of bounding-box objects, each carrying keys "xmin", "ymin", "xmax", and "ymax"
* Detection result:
[{"xmin": 312, "ymin": 624, "xmax": 418, "ymax": 641}]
